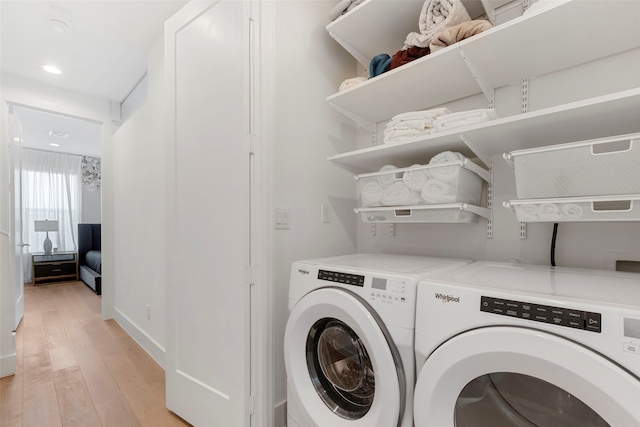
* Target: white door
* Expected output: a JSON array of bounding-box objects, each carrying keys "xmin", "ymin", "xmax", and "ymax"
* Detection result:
[
  {"xmin": 414, "ymin": 327, "xmax": 640, "ymax": 427},
  {"xmin": 8, "ymin": 108, "xmax": 25, "ymax": 330},
  {"xmin": 165, "ymin": 1, "xmax": 252, "ymax": 426}
]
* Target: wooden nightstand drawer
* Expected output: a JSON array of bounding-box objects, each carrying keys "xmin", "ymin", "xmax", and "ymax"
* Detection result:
[{"xmin": 34, "ymin": 262, "xmax": 77, "ymax": 277}]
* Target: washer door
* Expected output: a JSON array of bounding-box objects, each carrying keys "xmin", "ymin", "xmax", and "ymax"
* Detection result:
[
  {"xmin": 414, "ymin": 327, "xmax": 640, "ymax": 427},
  {"xmin": 285, "ymin": 287, "xmax": 404, "ymax": 427}
]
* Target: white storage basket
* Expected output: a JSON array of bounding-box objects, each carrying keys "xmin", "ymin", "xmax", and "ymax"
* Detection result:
[
  {"xmin": 356, "ymin": 159, "xmax": 487, "ymax": 208},
  {"xmin": 506, "ymin": 133, "xmax": 640, "ymax": 198},
  {"xmin": 507, "ymin": 195, "xmax": 640, "ymax": 222}
]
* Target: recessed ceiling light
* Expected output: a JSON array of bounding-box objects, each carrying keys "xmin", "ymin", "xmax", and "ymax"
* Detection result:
[
  {"xmin": 43, "ymin": 65, "xmax": 62, "ymax": 75},
  {"xmin": 49, "ymin": 143, "xmax": 61, "ymax": 147},
  {"xmin": 49, "ymin": 18, "xmax": 70, "ymax": 32},
  {"xmin": 48, "ymin": 130, "xmax": 69, "ymax": 138}
]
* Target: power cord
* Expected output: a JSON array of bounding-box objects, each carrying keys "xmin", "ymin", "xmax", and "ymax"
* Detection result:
[{"xmin": 550, "ymin": 223, "xmax": 558, "ymax": 267}]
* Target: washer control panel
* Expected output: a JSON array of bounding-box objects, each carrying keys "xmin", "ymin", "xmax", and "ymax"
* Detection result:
[
  {"xmin": 318, "ymin": 269, "xmax": 364, "ymax": 286},
  {"xmin": 481, "ymin": 296, "xmax": 602, "ymax": 333}
]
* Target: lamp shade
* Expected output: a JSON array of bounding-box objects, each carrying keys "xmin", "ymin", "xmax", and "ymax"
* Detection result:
[{"xmin": 34, "ymin": 220, "xmax": 59, "ymax": 232}]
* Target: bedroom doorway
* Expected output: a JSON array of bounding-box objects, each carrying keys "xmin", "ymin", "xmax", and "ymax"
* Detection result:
[{"xmin": 11, "ymin": 105, "xmax": 103, "ymax": 309}]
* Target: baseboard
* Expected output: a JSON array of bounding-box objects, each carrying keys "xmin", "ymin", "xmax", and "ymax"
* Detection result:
[
  {"xmin": 274, "ymin": 399, "xmax": 287, "ymax": 427},
  {"xmin": 0, "ymin": 352, "xmax": 17, "ymax": 378},
  {"xmin": 113, "ymin": 307, "xmax": 166, "ymax": 368}
]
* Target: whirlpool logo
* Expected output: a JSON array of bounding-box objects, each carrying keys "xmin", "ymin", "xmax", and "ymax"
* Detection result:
[
  {"xmin": 298, "ymin": 269, "xmax": 310, "ymax": 275},
  {"xmin": 435, "ymin": 293, "xmax": 460, "ymax": 303}
]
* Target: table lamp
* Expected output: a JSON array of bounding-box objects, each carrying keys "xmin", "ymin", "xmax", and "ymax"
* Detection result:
[{"xmin": 34, "ymin": 219, "xmax": 59, "ymax": 254}]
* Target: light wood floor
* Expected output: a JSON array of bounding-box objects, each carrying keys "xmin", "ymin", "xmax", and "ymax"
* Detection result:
[{"xmin": 0, "ymin": 280, "xmax": 191, "ymax": 427}]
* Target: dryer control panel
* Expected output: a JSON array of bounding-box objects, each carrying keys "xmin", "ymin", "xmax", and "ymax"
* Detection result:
[{"xmin": 481, "ymin": 296, "xmax": 602, "ymax": 333}]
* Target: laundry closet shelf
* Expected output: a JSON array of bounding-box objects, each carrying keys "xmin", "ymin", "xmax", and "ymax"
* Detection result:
[
  {"xmin": 355, "ymin": 203, "xmax": 490, "ymax": 223},
  {"xmin": 326, "ymin": 0, "xmax": 640, "ymax": 125},
  {"xmin": 504, "ymin": 195, "xmax": 640, "ymax": 223},
  {"xmin": 328, "ymin": 89, "xmax": 640, "ymax": 171}
]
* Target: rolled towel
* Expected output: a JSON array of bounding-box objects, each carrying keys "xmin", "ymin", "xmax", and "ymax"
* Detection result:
[
  {"xmin": 515, "ymin": 204, "xmax": 540, "ymax": 221},
  {"xmin": 429, "ymin": 20, "xmax": 493, "ymax": 52},
  {"xmin": 428, "ymin": 151, "xmax": 464, "ymax": 181},
  {"xmin": 370, "ymin": 54, "xmax": 392, "ymax": 77},
  {"xmin": 421, "ymin": 178, "xmax": 456, "ymax": 204},
  {"xmin": 537, "ymin": 203, "xmax": 562, "ymax": 221},
  {"xmin": 377, "ymin": 165, "xmax": 398, "ymax": 187},
  {"xmin": 404, "ymin": 0, "xmax": 471, "ymax": 50},
  {"xmin": 360, "ymin": 181, "xmax": 384, "ymax": 206},
  {"xmin": 381, "ymin": 182, "xmax": 416, "ymax": 206},
  {"xmin": 339, "ymin": 77, "xmax": 368, "ymax": 92},
  {"xmin": 561, "ymin": 204, "xmax": 583, "ymax": 219},
  {"xmin": 434, "ymin": 108, "xmax": 499, "ymax": 131},
  {"xmin": 403, "ymin": 166, "xmax": 430, "ymax": 191}
]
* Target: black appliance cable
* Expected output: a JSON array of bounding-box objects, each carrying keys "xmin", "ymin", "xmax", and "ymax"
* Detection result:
[{"xmin": 550, "ymin": 223, "xmax": 558, "ymax": 267}]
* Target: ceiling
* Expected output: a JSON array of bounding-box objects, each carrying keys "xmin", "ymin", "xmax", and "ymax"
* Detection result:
[{"xmin": 1, "ymin": 0, "xmax": 188, "ymax": 157}]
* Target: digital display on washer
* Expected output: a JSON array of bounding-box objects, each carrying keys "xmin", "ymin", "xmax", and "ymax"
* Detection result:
[
  {"xmin": 480, "ymin": 296, "xmax": 602, "ymax": 333},
  {"xmin": 371, "ymin": 277, "xmax": 387, "ymax": 290},
  {"xmin": 318, "ymin": 270, "xmax": 365, "ymax": 287}
]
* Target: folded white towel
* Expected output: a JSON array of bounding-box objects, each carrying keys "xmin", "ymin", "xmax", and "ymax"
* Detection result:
[
  {"xmin": 339, "ymin": 77, "xmax": 367, "ymax": 92},
  {"xmin": 384, "ymin": 108, "xmax": 451, "ymax": 144},
  {"xmin": 404, "ymin": 0, "xmax": 471, "ymax": 49},
  {"xmin": 421, "ymin": 178, "xmax": 456, "ymax": 204},
  {"xmin": 361, "ymin": 181, "xmax": 384, "ymax": 206},
  {"xmin": 377, "ymin": 165, "xmax": 398, "ymax": 187},
  {"xmin": 403, "ymin": 166, "xmax": 430, "ymax": 191},
  {"xmin": 381, "ymin": 182, "xmax": 418, "ymax": 206},
  {"xmin": 434, "ymin": 109, "xmax": 499, "ymax": 132},
  {"xmin": 329, "ymin": 0, "xmax": 366, "ymax": 21}
]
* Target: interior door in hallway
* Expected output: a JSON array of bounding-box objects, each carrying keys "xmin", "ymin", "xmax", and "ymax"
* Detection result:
[
  {"xmin": 165, "ymin": 1, "xmax": 252, "ymax": 426},
  {"xmin": 8, "ymin": 108, "xmax": 25, "ymax": 330}
]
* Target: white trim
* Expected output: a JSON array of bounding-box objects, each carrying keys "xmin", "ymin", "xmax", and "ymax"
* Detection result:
[
  {"xmin": 113, "ymin": 307, "xmax": 166, "ymax": 368},
  {"xmin": 0, "ymin": 348, "xmax": 16, "ymax": 378}
]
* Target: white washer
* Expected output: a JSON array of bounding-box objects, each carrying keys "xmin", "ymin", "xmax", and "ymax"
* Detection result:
[
  {"xmin": 284, "ymin": 253, "xmax": 471, "ymax": 427},
  {"xmin": 413, "ymin": 261, "xmax": 640, "ymax": 427}
]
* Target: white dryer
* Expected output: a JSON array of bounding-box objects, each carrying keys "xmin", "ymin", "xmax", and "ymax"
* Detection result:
[
  {"xmin": 284, "ymin": 253, "xmax": 471, "ymax": 427},
  {"xmin": 413, "ymin": 261, "xmax": 640, "ymax": 427}
]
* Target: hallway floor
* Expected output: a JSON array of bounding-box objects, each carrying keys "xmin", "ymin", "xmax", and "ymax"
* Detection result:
[{"xmin": 0, "ymin": 281, "xmax": 191, "ymax": 427}]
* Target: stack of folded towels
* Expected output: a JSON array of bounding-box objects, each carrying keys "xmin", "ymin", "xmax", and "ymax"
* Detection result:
[
  {"xmin": 360, "ymin": 151, "xmax": 478, "ymax": 207},
  {"xmin": 383, "ymin": 108, "xmax": 451, "ymax": 144}
]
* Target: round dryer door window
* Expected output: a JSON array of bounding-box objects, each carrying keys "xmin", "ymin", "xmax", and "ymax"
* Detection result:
[
  {"xmin": 414, "ymin": 327, "xmax": 640, "ymax": 427},
  {"xmin": 284, "ymin": 287, "xmax": 405, "ymax": 427},
  {"xmin": 455, "ymin": 373, "xmax": 609, "ymax": 427}
]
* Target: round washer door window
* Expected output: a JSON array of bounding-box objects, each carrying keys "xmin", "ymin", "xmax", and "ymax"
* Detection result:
[
  {"xmin": 307, "ymin": 318, "xmax": 375, "ymax": 419},
  {"xmin": 284, "ymin": 287, "xmax": 404, "ymax": 427}
]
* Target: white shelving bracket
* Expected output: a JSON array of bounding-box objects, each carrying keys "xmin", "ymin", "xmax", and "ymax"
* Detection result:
[
  {"xmin": 389, "ymin": 224, "xmax": 395, "ymax": 236},
  {"xmin": 522, "ymin": 79, "xmax": 529, "ymax": 113},
  {"xmin": 329, "ymin": 102, "xmax": 375, "ymax": 132},
  {"xmin": 520, "ymin": 222, "xmax": 527, "ymax": 239},
  {"xmin": 459, "ymin": 47, "xmax": 494, "ymax": 101},
  {"xmin": 461, "ymin": 204, "xmax": 491, "ymax": 220},
  {"xmin": 327, "ymin": 32, "xmax": 370, "ymax": 69},
  {"xmin": 502, "ymin": 153, "xmax": 514, "ymax": 168},
  {"xmin": 486, "ymin": 160, "xmax": 493, "ymax": 238},
  {"xmin": 460, "ymin": 134, "xmax": 492, "ymax": 168}
]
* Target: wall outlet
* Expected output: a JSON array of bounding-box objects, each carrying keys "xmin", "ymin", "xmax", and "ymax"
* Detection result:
[
  {"xmin": 146, "ymin": 304, "xmax": 151, "ymax": 320},
  {"xmin": 321, "ymin": 203, "xmax": 331, "ymax": 223}
]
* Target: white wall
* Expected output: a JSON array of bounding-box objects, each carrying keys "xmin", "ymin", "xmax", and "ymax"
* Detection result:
[
  {"xmin": 111, "ymin": 37, "xmax": 166, "ymax": 365},
  {"xmin": 0, "ymin": 72, "xmax": 114, "ymax": 377},
  {"xmin": 81, "ymin": 186, "xmax": 102, "ymax": 224},
  {"xmin": 271, "ymin": 2, "xmax": 359, "ymax": 423}
]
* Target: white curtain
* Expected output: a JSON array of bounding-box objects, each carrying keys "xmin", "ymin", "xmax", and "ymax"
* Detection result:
[{"xmin": 22, "ymin": 148, "xmax": 82, "ymax": 282}]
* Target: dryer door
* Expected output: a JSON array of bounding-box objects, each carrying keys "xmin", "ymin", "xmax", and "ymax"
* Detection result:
[
  {"xmin": 414, "ymin": 327, "xmax": 640, "ymax": 427},
  {"xmin": 285, "ymin": 287, "xmax": 405, "ymax": 427}
]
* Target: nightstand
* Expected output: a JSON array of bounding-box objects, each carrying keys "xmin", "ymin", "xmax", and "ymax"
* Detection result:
[{"xmin": 32, "ymin": 251, "xmax": 79, "ymax": 284}]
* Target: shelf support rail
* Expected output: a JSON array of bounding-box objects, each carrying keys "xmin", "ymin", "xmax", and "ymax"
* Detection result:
[
  {"xmin": 328, "ymin": 102, "xmax": 375, "ymax": 132},
  {"xmin": 459, "ymin": 47, "xmax": 494, "ymax": 101},
  {"xmin": 486, "ymin": 160, "xmax": 493, "ymax": 238}
]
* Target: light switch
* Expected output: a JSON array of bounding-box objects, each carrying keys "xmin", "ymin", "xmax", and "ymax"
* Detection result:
[{"xmin": 275, "ymin": 208, "xmax": 290, "ymax": 230}]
